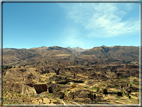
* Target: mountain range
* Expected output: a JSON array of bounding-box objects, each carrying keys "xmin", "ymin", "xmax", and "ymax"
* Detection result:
[{"xmin": 3, "ymin": 46, "xmax": 139, "ymax": 66}]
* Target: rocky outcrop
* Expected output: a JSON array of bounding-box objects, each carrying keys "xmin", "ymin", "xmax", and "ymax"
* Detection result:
[
  {"xmin": 21, "ymin": 85, "xmax": 37, "ymax": 96},
  {"xmin": 22, "ymin": 84, "xmax": 48, "ymax": 95}
]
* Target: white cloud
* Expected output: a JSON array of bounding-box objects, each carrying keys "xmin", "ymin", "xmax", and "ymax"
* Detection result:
[
  {"xmin": 61, "ymin": 3, "xmax": 139, "ymax": 38},
  {"xmin": 61, "ymin": 27, "xmax": 84, "ymax": 47}
]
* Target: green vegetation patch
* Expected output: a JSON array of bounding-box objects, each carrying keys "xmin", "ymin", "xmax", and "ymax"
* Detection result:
[
  {"xmin": 102, "ymin": 85, "xmax": 106, "ymax": 87},
  {"xmin": 124, "ymin": 92, "xmax": 130, "ymax": 98},
  {"xmin": 58, "ymin": 84, "xmax": 64, "ymax": 86},
  {"xmin": 91, "ymin": 86, "xmax": 100, "ymax": 91},
  {"xmin": 47, "ymin": 94, "xmax": 53, "ymax": 97},
  {"xmin": 115, "ymin": 96, "xmax": 121, "ymax": 98}
]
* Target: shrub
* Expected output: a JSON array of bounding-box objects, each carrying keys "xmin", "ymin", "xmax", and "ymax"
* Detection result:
[
  {"xmin": 115, "ymin": 96, "xmax": 120, "ymax": 98},
  {"xmin": 91, "ymin": 86, "xmax": 99, "ymax": 91}
]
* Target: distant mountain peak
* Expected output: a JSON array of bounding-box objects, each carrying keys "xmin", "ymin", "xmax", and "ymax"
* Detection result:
[
  {"xmin": 72, "ymin": 46, "xmax": 82, "ymax": 49},
  {"xmin": 41, "ymin": 46, "xmax": 47, "ymax": 48},
  {"xmin": 101, "ymin": 45, "xmax": 107, "ymax": 47},
  {"xmin": 76, "ymin": 46, "xmax": 82, "ymax": 49},
  {"xmin": 110, "ymin": 46, "xmax": 114, "ymax": 48},
  {"xmin": 67, "ymin": 46, "xmax": 89, "ymax": 53}
]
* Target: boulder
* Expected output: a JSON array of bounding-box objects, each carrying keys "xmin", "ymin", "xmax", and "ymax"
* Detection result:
[{"xmin": 21, "ymin": 85, "xmax": 37, "ymax": 96}]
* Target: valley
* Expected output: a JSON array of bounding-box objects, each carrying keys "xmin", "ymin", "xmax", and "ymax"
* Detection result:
[{"xmin": 2, "ymin": 45, "xmax": 140, "ymax": 105}]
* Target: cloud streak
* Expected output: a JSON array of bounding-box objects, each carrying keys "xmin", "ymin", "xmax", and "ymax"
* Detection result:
[
  {"xmin": 61, "ymin": 3, "xmax": 139, "ymax": 38},
  {"xmin": 61, "ymin": 27, "xmax": 84, "ymax": 47}
]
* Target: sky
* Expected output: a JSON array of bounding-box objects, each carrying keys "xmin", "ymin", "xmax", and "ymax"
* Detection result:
[{"xmin": 3, "ymin": 3, "xmax": 140, "ymax": 49}]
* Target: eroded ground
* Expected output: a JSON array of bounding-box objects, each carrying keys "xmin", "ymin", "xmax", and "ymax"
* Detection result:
[{"xmin": 2, "ymin": 61, "xmax": 140, "ymax": 105}]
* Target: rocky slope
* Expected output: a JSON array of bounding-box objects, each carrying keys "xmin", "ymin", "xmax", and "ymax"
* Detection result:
[
  {"xmin": 67, "ymin": 46, "xmax": 89, "ymax": 55},
  {"xmin": 2, "ymin": 45, "xmax": 140, "ymax": 105},
  {"xmin": 3, "ymin": 46, "xmax": 139, "ymax": 66},
  {"xmin": 78, "ymin": 45, "xmax": 139, "ymax": 63},
  {"xmin": 3, "ymin": 63, "xmax": 140, "ymax": 105},
  {"xmin": 3, "ymin": 46, "xmax": 74, "ymax": 66}
]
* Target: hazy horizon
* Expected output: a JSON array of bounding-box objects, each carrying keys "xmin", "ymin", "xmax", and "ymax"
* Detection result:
[{"xmin": 3, "ymin": 45, "xmax": 140, "ymax": 50}]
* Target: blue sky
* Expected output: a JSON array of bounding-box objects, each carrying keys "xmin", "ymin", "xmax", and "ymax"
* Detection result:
[{"xmin": 3, "ymin": 3, "xmax": 140, "ymax": 49}]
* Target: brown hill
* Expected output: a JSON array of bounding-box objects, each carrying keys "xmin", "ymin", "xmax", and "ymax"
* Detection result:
[
  {"xmin": 79, "ymin": 45, "xmax": 139, "ymax": 63},
  {"xmin": 3, "ymin": 46, "xmax": 74, "ymax": 66},
  {"xmin": 3, "ymin": 45, "xmax": 139, "ymax": 66},
  {"xmin": 3, "ymin": 48, "xmax": 18, "ymax": 52}
]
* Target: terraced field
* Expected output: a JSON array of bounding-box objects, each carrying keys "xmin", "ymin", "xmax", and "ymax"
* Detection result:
[{"xmin": 2, "ymin": 46, "xmax": 141, "ymax": 105}]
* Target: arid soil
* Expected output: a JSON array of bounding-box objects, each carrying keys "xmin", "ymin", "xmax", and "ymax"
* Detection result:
[
  {"xmin": 3, "ymin": 63, "xmax": 140, "ymax": 105},
  {"xmin": 2, "ymin": 46, "xmax": 140, "ymax": 105}
]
